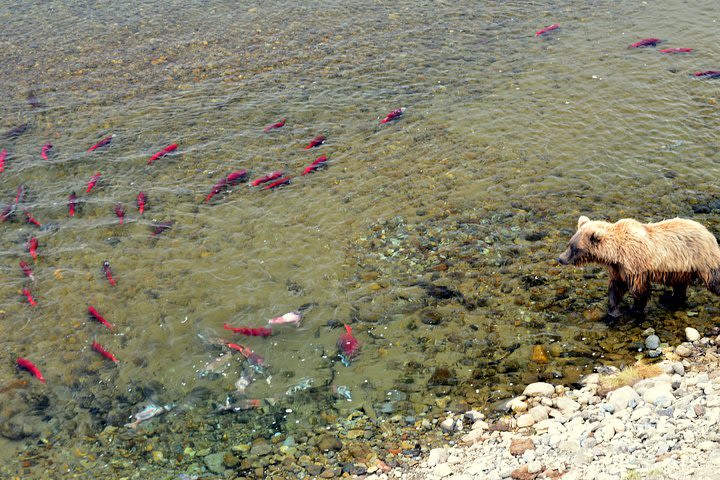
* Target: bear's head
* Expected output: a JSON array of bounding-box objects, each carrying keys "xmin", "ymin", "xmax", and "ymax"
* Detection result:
[{"xmin": 558, "ymin": 216, "xmax": 612, "ymax": 266}]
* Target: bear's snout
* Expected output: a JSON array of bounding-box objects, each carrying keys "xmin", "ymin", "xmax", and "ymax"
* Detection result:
[{"xmin": 557, "ymin": 249, "xmax": 573, "ymax": 265}]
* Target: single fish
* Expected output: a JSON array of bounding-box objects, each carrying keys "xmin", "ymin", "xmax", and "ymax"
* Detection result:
[
  {"xmin": 380, "ymin": 108, "xmax": 405, "ymax": 124},
  {"xmin": 198, "ymin": 353, "xmax": 232, "ymax": 378},
  {"xmin": 333, "ymin": 385, "xmax": 352, "ymax": 401},
  {"xmin": 27, "ymin": 91, "xmax": 44, "ymax": 108},
  {"xmin": 16, "ymin": 357, "xmax": 45, "ymax": 383},
  {"xmin": 114, "ymin": 203, "xmax": 125, "ymax": 224},
  {"xmin": 2, "ymin": 124, "xmax": 28, "ymax": 140},
  {"xmin": 223, "ymin": 324, "xmax": 273, "ymax": 337},
  {"xmin": 263, "ymin": 176, "xmax": 291, "ymax": 190},
  {"xmin": 124, "ymin": 403, "xmax": 173, "ymax": 429},
  {"xmin": 86, "ymin": 172, "xmax": 101, "ymax": 193},
  {"xmin": 268, "ymin": 311, "xmax": 303, "ymax": 325},
  {"xmin": 1, "ymin": 203, "xmax": 16, "ymax": 222},
  {"xmin": 285, "ymin": 377, "xmax": 313, "ymax": 396},
  {"xmin": 304, "ymin": 135, "xmax": 326, "ymax": 149},
  {"xmin": 337, "ymin": 324, "xmax": 360, "ymax": 365},
  {"xmin": 301, "ymin": 155, "xmax": 328, "ymax": 175},
  {"xmin": 148, "ymin": 143, "xmax": 178, "ymax": 164},
  {"xmin": 251, "ymin": 170, "xmax": 283, "ymax": 187},
  {"xmin": 21, "ymin": 288, "xmax": 37, "ymax": 306},
  {"xmin": 87, "ymin": 135, "xmax": 114, "ymax": 152},
  {"xmin": 136, "ymin": 191, "xmax": 147, "ymax": 214},
  {"xmin": 225, "ymin": 169, "xmax": 248, "ymax": 185},
  {"xmin": 27, "ymin": 237, "xmax": 38, "ymax": 260},
  {"xmin": 692, "ymin": 70, "xmax": 720, "ymax": 78},
  {"xmin": 234, "ymin": 366, "xmax": 256, "ymax": 393},
  {"xmin": 19, "ymin": 261, "xmax": 34, "ymax": 280},
  {"xmin": 88, "ymin": 305, "xmax": 113, "ymax": 329},
  {"xmin": 659, "ymin": 47, "xmax": 693, "ymax": 54},
  {"xmin": 24, "ymin": 211, "xmax": 42, "ymax": 228},
  {"xmin": 41, "ymin": 143, "xmax": 53, "ymax": 160},
  {"xmin": 535, "ymin": 23, "xmax": 560, "ymax": 37},
  {"xmin": 68, "ymin": 192, "xmax": 78, "ymax": 217},
  {"xmin": 102, "ymin": 261, "xmax": 117, "ymax": 286},
  {"xmin": 14, "ymin": 184, "xmax": 27, "ymax": 204},
  {"xmin": 151, "ymin": 220, "xmax": 174, "ymax": 237},
  {"xmin": 204, "ymin": 178, "xmax": 228, "ymax": 203},
  {"xmin": 0, "ymin": 149, "xmax": 6, "ymax": 172},
  {"xmin": 92, "ymin": 341, "xmax": 119, "ymax": 363},
  {"xmin": 217, "ymin": 397, "xmax": 263, "ymax": 413},
  {"xmin": 628, "ymin": 38, "xmax": 662, "ymax": 48},
  {"xmin": 226, "ymin": 342, "xmax": 265, "ymax": 368},
  {"xmin": 263, "ymin": 118, "xmax": 286, "ymax": 133}
]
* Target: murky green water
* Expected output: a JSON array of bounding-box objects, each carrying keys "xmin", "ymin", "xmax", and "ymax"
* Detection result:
[{"xmin": 2, "ymin": 0, "xmax": 720, "ymax": 477}]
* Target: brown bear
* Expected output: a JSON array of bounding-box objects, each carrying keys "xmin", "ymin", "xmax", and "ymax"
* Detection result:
[{"xmin": 558, "ymin": 216, "xmax": 720, "ymax": 318}]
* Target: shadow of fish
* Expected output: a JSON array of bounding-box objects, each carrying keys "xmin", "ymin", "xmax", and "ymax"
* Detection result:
[{"xmin": 2, "ymin": 124, "xmax": 28, "ymax": 140}]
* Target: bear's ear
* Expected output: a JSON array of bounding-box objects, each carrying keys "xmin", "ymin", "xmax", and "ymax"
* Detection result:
[
  {"xmin": 589, "ymin": 231, "xmax": 602, "ymax": 245},
  {"xmin": 577, "ymin": 216, "xmax": 590, "ymax": 229}
]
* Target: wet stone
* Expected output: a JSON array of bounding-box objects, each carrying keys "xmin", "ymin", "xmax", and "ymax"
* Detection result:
[
  {"xmin": 203, "ymin": 452, "xmax": 225, "ymax": 474},
  {"xmin": 250, "ymin": 438, "xmax": 272, "ymax": 456},
  {"xmin": 420, "ymin": 308, "xmax": 443, "ymax": 325},
  {"xmin": 317, "ymin": 434, "xmax": 342, "ymax": 452}
]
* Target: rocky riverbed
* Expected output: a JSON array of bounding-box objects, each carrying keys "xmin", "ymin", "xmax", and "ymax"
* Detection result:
[{"xmin": 379, "ymin": 326, "xmax": 720, "ymax": 480}]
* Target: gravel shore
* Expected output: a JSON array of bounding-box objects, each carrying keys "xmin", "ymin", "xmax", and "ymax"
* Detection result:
[{"xmin": 374, "ymin": 327, "xmax": 720, "ymax": 480}]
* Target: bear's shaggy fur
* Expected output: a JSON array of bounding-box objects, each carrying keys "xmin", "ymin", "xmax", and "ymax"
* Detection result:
[{"xmin": 558, "ymin": 216, "xmax": 720, "ymax": 317}]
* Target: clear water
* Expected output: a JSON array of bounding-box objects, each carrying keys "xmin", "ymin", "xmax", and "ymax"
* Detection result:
[{"xmin": 2, "ymin": 0, "xmax": 720, "ymax": 476}]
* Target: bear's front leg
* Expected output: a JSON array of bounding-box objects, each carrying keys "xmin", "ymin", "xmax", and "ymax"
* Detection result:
[
  {"xmin": 630, "ymin": 284, "xmax": 651, "ymax": 316},
  {"xmin": 608, "ymin": 279, "xmax": 628, "ymax": 318}
]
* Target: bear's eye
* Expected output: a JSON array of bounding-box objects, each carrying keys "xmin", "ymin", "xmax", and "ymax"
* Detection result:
[{"xmin": 589, "ymin": 233, "xmax": 601, "ymax": 245}]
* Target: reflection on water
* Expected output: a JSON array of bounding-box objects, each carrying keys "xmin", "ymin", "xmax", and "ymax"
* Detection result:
[{"xmin": 2, "ymin": 0, "xmax": 720, "ymax": 476}]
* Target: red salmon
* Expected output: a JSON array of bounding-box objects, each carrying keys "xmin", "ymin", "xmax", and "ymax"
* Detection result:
[
  {"xmin": 337, "ymin": 324, "xmax": 360, "ymax": 362},
  {"xmin": 380, "ymin": 108, "xmax": 405, "ymax": 124},
  {"xmin": 88, "ymin": 306, "xmax": 113, "ymax": 329},
  {"xmin": 535, "ymin": 23, "xmax": 560, "ymax": 36},
  {"xmin": 19, "ymin": 261, "xmax": 34, "ymax": 280},
  {"xmin": 16, "ymin": 358, "xmax": 45, "ymax": 383},
  {"xmin": 86, "ymin": 173, "xmax": 101, "ymax": 193},
  {"xmin": 264, "ymin": 118, "xmax": 286, "ymax": 133},
  {"xmin": 137, "ymin": 192, "xmax": 147, "ymax": 214},
  {"xmin": 251, "ymin": 170, "xmax": 283, "ymax": 187},
  {"xmin": 68, "ymin": 192, "xmax": 77, "ymax": 217},
  {"xmin": 24, "ymin": 211, "xmax": 42, "ymax": 227},
  {"xmin": 223, "ymin": 324, "xmax": 273, "ymax": 337},
  {"xmin": 21, "ymin": 288, "xmax": 37, "ymax": 306},
  {"xmin": 102, "ymin": 261, "xmax": 117, "ymax": 287},
  {"xmin": 659, "ymin": 48, "xmax": 693, "ymax": 54},
  {"xmin": 304, "ymin": 135, "xmax": 326, "ymax": 149},
  {"xmin": 88, "ymin": 135, "xmax": 114, "ymax": 152},
  {"xmin": 114, "ymin": 203, "xmax": 125, "ymax": 224},
  {"xmin": 148, "ymin": 143, "xmax": 178, "ymax": 164},
  {"xmin": 92, "ymin": 341, "xmax": 119, "ymax": 363},
  {"xmin": 263, "ymin": 176, "xmax": 291, "ymax": 190},
  {"xmin": 628, "ymin": 38, "xmax": 661, "ymax": 48},
  {"xmin": 41, "ymin": 143, "xmax": 53, "ymax": 160}
]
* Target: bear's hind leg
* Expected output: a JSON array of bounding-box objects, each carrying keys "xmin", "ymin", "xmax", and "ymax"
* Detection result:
[
  {"xmin": 608, "ymin": 279, "xmax": 628, "ymax": 318},
  {"xmin": 660, "ymin": 282, "xmax": 688, "ymax": 310},
  {"xmin": 707, "ymin": 268, "xmax": 720, "ymax": 295}
]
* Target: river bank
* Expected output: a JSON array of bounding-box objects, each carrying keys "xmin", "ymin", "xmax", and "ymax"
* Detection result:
[{"xmin": 382, "ymin": 325, "xmax": 720, "ymax": 480}]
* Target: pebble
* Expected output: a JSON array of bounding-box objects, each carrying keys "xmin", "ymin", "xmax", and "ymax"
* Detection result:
[
  {"xmin": 686, "ymin": 328, "xmax": 701, "ymax": 342},
  {"xmin": 522, "ymin": 382, "xmax": 555, "ymax": 397},
  {"xmin": 645, "ymin": 335, "xmax": 660, "ymax": 350},
  {"xmin": 676, "ymin": 344, "xmax": 693, "ymax": 357}
]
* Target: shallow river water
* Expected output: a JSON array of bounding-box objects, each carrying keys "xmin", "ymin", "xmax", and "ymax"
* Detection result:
[{"xmin": 2, "ymin": 0, "xmax": 720, "ymax": 478}]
